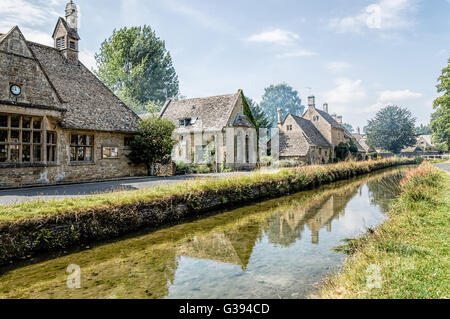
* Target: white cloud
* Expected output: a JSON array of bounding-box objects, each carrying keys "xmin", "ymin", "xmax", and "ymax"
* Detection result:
[
  {"xmin": 325, "ymin": 61, "xmax": 351, "ymax": 71},
  {"xmin": 79, "ymin": 50, "xmax": 97, "ymax": 72},
  {"xmin": 277, "ymin": 49, "xmax": 316, "ymax": 58},
  {"xmin": 247, "ymin": 29, "xmax": 300, "ymax": 46},
  {"xmin": 325, "ymin": 78, "xmax": 367, "ymax": 105},
  {"xmin": 329, "ymin": 0, "xmax": 416, "ymax": 33},
  {"xmin": 378, "ymin": 89, "xmax": 422, "ymax": 102}
]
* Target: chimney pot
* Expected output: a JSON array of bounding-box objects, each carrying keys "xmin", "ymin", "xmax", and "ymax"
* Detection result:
[
  {"xmin": 277, "ymin": 108, "xmax": 283, "ymax": 126},
  {"xmin": 323, "ymin": 103, "xmax": 329, "ymax": 113},
  {"xmin": 308, "ymin": 96, "xmax": 315, "ymax": 108}
]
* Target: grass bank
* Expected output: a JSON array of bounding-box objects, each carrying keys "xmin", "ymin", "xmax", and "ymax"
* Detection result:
[
  {"xmin": 0, "ymin": 158, "xmax": 415, "ymax": 266},
  {"xmin": 318, "ymin": 163, "xmax": 449, "ymax": 299}
]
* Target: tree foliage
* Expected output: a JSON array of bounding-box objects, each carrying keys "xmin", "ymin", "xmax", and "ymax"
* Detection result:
[
  {"xmin": 415, "ymin": 124, "xmax": 432, "ymax": 136},
  {"xmin": 245, "ymin": 96, "xmax": 271, "ymax": 129},
  {"xmin": 95, "ymin": 25, "xmax": 179, "ymax": 113},
  {"xmin": 259, "ymin": 84, "xmax": 304, "ymax": 128},
  {"xmin": 343, "ymin": 123, "xmax": 354, "ymax": 133},
  {"xmin": 431, "ymin": 58, "xmax": 450, "ymax": 151},
  {"xmin": 366, "ymin": 106, "xmax": 417, "ymax": 154},
  {"xmin": 127, "ymin": 117, "xmax": 176, "ymax": 175}
]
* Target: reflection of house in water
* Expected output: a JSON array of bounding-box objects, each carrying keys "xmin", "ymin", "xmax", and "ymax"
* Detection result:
[
  {"xmin": 177, "ymin": 223, "xmax": 262, "ymax": 270},
  {"xmin": 265, "ymin": 185, "xmax": 360, "ymax": 246}
]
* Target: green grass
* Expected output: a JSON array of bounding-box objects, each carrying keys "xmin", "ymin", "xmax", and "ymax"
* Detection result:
[
  {"xmin": 0, "ymin": 158, "xmax": 413, "ymax": 223},
  {"xmin": 318, "ymin": 163, "xmax": 450, "ymax": 299}
]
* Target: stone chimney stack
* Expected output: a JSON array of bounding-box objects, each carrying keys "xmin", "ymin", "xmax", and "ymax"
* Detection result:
[
  {"xmin": 277, "ymin": 108, "xmax": 283, "ymax": 126},
  {"xmin": 332, "ymin": 113, "xmax": 337, "ymax": 121},
  {"xmin": 66, "ymin": 1, "xmax": 78, "ymax": 30},
  {"xmin": 357, "ymin": 127, "xmax": 361, "ymax": 135},
  {"xmin": 323, "ymin": 103, "xmax": 329, "ymax": 113},
  {"xmin": 337, "ymin": 116, "xmax": 343, "ymax": 125},
  {"xmin": 308, "ymin": 96, "xmax": 315, "ymax": 108}
]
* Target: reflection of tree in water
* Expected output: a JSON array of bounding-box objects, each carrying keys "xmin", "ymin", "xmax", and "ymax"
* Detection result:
[{"xmin": 367, "ymin": 171, "xmax": 404, "ymax": 212}]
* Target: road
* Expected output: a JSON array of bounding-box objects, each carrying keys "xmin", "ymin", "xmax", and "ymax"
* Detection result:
[
  {"xmin": 0, "ymin": 172, "xmax": 251, "ymax": 206},
  {"xmin": 433, "ymin": 161, "xmax": 450, "ymax": 173}
]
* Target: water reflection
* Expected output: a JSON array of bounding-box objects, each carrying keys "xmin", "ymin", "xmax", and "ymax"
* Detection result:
[{"xmin": 0, "ymin": 167, "xmax": 410, "ymax": 299}]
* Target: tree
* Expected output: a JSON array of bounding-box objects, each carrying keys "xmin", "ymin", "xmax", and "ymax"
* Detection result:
[
  {"xmin": 259, "ymin": 84, "xmax": 304, "ymax": 127},
  {"xmin": 95, "ymin": 25, "xmax": 179, "ymax": 113},
  {"xmin": 343, "ymin": 123, "xmax": 354, "ymax": 133},
  {"xmin": 366, "ymin": 106, "xmax": 417, "ymax": 154},
  {"xmin": 245, "ymin": 96, "xmax": 271, "ymax": 129},
  {"xmin": 431, "ymin": 58, "xmax": 450, "ymax": 151},
  {"xmin": 415, "ymin": 124, "xmax": 432, "ymax": 136},
  {"xmin": 127, "ymin": 117, "xmax": 176, "ymax": 175}
]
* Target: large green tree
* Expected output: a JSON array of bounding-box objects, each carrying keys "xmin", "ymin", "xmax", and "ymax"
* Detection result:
[
  {"xmin": 366, "ymin": 105, "xmax": 417, "ymax": 154},
  {"xmin": 259, "ymin": 84, "xmax": 304, "ymax": 127},
  {"xmin": 415, "ymin": 124, "xmax": 432, "ymax": 136},
  {"xmin": 128, "ymin": 117, "xmax": 176, "ymax": 175},
  {"xmin": 245, "ymin": 96, "xmax": 271, "ymax": 129},
  {"xmin": 95, "ymin": 25, "xmax": 179, "ymax": 113},
  {"xmin": 431, "ymin": 58, "xmax": 450, "ymax": 151}
]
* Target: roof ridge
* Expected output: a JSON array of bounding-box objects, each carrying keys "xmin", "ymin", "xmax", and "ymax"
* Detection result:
[{"xmin": 173, "ymin": 92, "xmax": 237, "ymax": 102}]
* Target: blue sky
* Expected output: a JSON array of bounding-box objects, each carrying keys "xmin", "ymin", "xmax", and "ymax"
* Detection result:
[{"xmin": 1, "ymin": 0, "xmax": 449, "ymax": 129}]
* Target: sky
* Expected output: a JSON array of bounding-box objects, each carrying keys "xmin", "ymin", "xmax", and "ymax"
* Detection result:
[{"xmin": 1, "ymin": 0, "xmax": 449, "ymax": 129}]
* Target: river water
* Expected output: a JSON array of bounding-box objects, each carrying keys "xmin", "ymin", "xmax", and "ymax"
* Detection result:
[{"xmin": 0, "ymin": 166, "xmax": 412, "ymax": 299}]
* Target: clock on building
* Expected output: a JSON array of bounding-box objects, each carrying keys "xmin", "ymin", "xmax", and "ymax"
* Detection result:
[{"xmin": 10, "ymin": 85, "xmax": 21, "ymax": 96}]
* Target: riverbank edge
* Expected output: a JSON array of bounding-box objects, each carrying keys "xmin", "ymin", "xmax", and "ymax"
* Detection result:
[
  {"xmin": 0, "ymin": 158, "xmax": 416, "ymax": 266},
  {"xmin": 317, "ymin": 163, "xmax": 449, "ymax": 299}
]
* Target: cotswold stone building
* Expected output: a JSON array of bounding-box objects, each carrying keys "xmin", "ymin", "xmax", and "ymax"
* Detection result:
[
  {"xmin": 0, "ymin": 2, "xmax": 146, "ymax": 188},
  {"xmin": 159, "ymin": 90, "xmax": 257, "ymax": 170},
  {"xmin": 278, "ymin": 96, "xmax": 367, "ymax": 164}
]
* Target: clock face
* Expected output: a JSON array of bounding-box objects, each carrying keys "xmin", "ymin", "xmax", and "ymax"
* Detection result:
[{"xmin": 10, "ymin": 85, "xmax": 21, "ymax": 96}]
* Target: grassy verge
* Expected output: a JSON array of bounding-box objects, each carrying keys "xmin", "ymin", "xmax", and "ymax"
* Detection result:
[{"xmin": 318, "ymin": 163, "xmax": 450, "ymax": 299}]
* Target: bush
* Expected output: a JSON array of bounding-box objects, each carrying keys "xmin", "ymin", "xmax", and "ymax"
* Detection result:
[{"xmin": 176, "ymin": 162, "xmax": 191, "ymax": 175}]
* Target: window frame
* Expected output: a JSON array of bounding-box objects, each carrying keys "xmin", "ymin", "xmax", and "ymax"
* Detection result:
[
  {"xmin": 102, "ymin": 146, "xmax": 119, "ymax": 159},
  {"xmin": 70, "ymin": 133, "xmax": 94, "ymax": 163},
  {"xmin": 0, "ymin": 114, "xmax": 44, "ymax": 164}
]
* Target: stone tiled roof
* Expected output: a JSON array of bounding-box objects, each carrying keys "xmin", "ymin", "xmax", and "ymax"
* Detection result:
[
  {"xmin": 279, "ymin": 115, "xmax": 331, "ymax": 157},
  {"xmin": 27, "ymin": 42, "xmax": 140, "ymax": 133},
  {"xmin": 291, "ymin": 115, "xmax": 331, "ymax": 148},
  {"xmin": 52, "ymin": 17, "xmax": 80, "ymax": 40},
  {"xmin": 160, "ymin": 91, "xmax": 242, "ymax": 130},
  {"xmin": 316, "ymin": 108, "xmax": 343, "ymax": 128},
  {"xmin": 352, "ymin": 133, "xmax": 375, "ymax": 153}
]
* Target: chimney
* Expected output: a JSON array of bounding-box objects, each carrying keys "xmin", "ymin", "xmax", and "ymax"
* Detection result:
[
  {"xmin": 277, "ymin": 108, "xmax": 283, "ymax": 126},
  {"xmin": 323, "ymin": 103, "xmax": 329, "ymax": 113},
  {"xmin": 308, "ymin": 96, "xmax": 315, "ymax": 108},
  {"xmin": 357, "ymin": 127, "xmax": 361, "ymax": 135},
  {"xmin": 66, "ymin": 1, "xmax": 78, "ymax": 30},
  {"xmin": 332, "ymin": 113, "xmax": 337, "ymax": 121},
  {"xmin": 337, "ymin": 116, "xmax": 343, "ymax": 125}
]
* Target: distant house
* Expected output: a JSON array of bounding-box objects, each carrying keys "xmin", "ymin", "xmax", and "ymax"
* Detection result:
[
  {"xmin": 0, "ymin": 1, "xmax": 146, "ymax": 188},
  {"xmin": 403, "ymin": 135, "xmax": 435, "ymax": 152},
  {"xmin": 159, "ymin": 90, "xmax": 257, "ymax": 170},
  {"xmin": 352, "ymin": 127, "xmax": 376, "ymax": 154},
  {"xmin": 277, "ymin": 111, "xmax": 332, "ymax": 164}
]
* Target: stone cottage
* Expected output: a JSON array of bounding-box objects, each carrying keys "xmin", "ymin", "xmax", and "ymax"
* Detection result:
[
  {"xmin": 302, "ymin": 96, "xmax": 366, "ymax": 159},
  {"xmin": 352, "ymin": 127, "xmax": 376, "ymax": 155},
  {"xmin": 0, "ymin": 2, "xmax": 146, "ymax": 188},
  {"xmin": 159, "ymin": 90, "xmax": 257, "ymax": 170},
  {"xmin": 277, "ymin": 110, "xmax": 332, "ymax": 164}
]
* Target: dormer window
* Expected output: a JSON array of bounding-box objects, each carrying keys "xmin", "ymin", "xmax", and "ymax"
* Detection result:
[
  {"xmin": 69, "ymin": 41, "xmax": 76, "ymax": 49},
  {"xmin": 313, "ymin": 116, "xmax": 320, "ymax": 122},
  {"xmin": 56, "ymin": 37, "xmax": 65, "ymax": 49},
  {"xmin": 179, "ymin": 118, "xmax": 196, "ymax": 127}
]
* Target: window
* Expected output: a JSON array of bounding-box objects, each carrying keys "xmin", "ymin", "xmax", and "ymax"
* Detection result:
[
  {"xmin": 337, "ymin": 132, "xmax": 341, "ymax": 140},
  {"xmin": 287, "ymin": 125, "xmax": 293, "ymax": 131},
  {"xmin": 319, "ymin": 148, "xmax": 322, "ymax": 155},
  {"xmin": 179, "ymin": 118, "xmax": 193, "ymax": 127},
  {"xmin": 56, "ymin": 37, "xmax": 65, "ymax": 49},
  {"xmin": 313, "ymin": 116, "xmax": 320, "ymax": 122},
  {"xmin": 69, "ymin": 41, "xmax": 76, "ymax": 49},
  {"xmin": 124, "ymin": 136, "xmax": 133, "ymax": 148},
  {"xmin": 70, "ymin": 134, "xmax": 94, "ymax": 162},
  {"xmin": 0, "ymin": 114, "xmax": 43, "ymax": 164},
  {"xmin": 102, "ymin": 146, "xmax": 119, "ymax": 159},
  {"xmin": 47, "ymin": 131, "xmax": 57, "ymax": 162}
]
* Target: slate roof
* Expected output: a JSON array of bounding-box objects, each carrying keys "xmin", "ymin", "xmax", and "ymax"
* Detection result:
[
  {"xmin": 159, "ymin": 91, "xmax": 244, "ymax": 130},
  {"xmin": 26, "ymin": 41, "xmax": 140, "ymax": 133}
]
